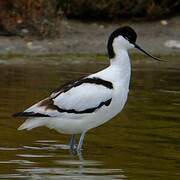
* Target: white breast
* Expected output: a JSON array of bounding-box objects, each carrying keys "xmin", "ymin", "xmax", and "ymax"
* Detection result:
[
  {"xmin": 18, "ymin": 49, "xmax": 131, "ymax": 134},
  {"xmin": 47, "ymin": 53, "xmax": 131, "ymax": 134}
]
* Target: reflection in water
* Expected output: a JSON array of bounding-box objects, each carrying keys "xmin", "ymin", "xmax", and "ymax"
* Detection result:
[
  {"xmin": 17, "ymin": 167, "xmax": 124, "ymax": 180},
  {"xmin": 16, "ymin": 153, "xmax": 125, "ymax": 180},
  {"xmin": 0, "ymin": 141, "xmax": 125, "ymax": 179},
  {"xmin": 0, "ymin": 55, "xmax": 179, "ymax": 179}
]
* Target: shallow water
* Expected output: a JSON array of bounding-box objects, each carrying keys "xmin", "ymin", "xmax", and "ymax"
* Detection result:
[{"xmin": 0, "ymin": 55, "xmax": 179, "ymax": 179}]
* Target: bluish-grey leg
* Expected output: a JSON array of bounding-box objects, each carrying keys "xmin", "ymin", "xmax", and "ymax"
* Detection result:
[
  {"xmin": 77, "ymin": 131, "xmax": 87, "ymax": 151},
  {"xmin": 69, "ymin": 134, "xmax": 76, "ymax": 150}
]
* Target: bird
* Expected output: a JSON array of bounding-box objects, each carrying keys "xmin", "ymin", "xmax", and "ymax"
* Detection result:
[{"xmin": 13, "ymin": 26, "xmax": 163, "ymax": 152}]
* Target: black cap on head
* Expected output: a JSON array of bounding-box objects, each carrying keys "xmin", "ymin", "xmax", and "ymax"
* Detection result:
[
  {"xmin": 107, "ymin": 26, "xmax": 137, "ymax": 59},
  {"xmin": 107, "ymin": 26, "xmax": 165, "ymax": 61}
]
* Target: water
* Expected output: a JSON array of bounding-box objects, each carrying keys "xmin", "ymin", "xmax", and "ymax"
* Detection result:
[{"xmin": 0, "ymin": 55, "xmax": 179, "ymax": 179}]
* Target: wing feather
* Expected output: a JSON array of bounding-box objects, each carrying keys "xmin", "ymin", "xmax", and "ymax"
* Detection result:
[
  {"xmin": 14, "ymin": 77, "xmax": 113, "ymax": 117},
  {"xmin": 53, "ymin": 83, "xmax": 112, "ymax": 112}
]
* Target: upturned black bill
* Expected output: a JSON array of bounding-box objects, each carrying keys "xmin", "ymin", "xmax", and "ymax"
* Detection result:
[{"xmin": 134, "ymin": 44, "xmax": 165, "ymax": 61}]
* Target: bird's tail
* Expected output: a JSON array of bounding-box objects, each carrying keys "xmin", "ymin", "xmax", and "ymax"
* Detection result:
[{"xmin": 18, "ymin": 118, "xmax": 47, "ymax": 130}]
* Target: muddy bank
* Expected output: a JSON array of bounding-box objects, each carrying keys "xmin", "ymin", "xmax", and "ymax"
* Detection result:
[{"xmin": 0, "ymin": 17, "xmax": 180, "ymax": 56}]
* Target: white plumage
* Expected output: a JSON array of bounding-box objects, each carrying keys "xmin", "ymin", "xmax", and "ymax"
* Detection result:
[
  {"xmin": 53, "ymin": 83, "xmax": 112, "ymax": 112},
  {"xmin": 14, "ymin": 26, "xmax": 162, "ymax": 151},
  {"xmin": 18, "ymin": 60, "xmax": 130, "ymax": 134}
]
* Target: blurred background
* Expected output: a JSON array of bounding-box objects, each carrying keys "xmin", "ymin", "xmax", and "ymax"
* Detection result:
[
  {"xmin": 0, "ymin": 0, "xmax": 179, "ymax": 37},
  {"xmin": 0, "ymin": 0, "xmax": 180, "ymax": 55},
  {"xmin": 0, "ymin": 1, "xmax": 180, "ymax": 180}
]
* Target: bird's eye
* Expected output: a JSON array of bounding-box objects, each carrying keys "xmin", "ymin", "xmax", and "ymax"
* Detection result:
[{"xmin": 125, "ymin": 36, "xmax": 130, "ymax": 41}]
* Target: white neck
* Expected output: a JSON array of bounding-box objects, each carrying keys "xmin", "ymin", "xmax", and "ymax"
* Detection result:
[
  {"xmin": 110, "ymin": 49, "xmax": 131, "ymax": 89},
  {"xmin": 110, "ymin": 49, "xmax": 130, "ymax": 66}
]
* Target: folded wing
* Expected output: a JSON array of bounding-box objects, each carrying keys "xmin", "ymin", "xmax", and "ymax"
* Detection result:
[{"xmin": 14, "ymin": 77, "xmax": 113, "ymax": 117}]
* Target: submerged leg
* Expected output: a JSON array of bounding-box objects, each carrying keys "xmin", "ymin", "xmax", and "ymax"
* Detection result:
[
  {"xmin": 77, "ymin": 131, "xmax": 87, "ymax": 151},
  {"xmin": 69, "ymin": 134, "xmax": 76, "ymax": 150}
]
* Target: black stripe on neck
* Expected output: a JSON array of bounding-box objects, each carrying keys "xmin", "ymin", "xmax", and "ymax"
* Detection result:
[{"xmin": 53, "ymin": 98, "xmax": 112, "ymax": 114}]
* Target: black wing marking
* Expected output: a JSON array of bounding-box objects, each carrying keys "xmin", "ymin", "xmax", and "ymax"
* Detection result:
[
  {"xmin": 52, "ymin": 77, "xmax": 113, "ymax": 98},
  {"xmin": 13, "ymin": 112, "xmax": 50, "ymax": 117},
  {"xmin": 52, "ymin": 98, "xmax": 112, "ymax": 114},
  {"xmin": 13, "ymin": 77, "xmax": 113, "ymax": 117}
]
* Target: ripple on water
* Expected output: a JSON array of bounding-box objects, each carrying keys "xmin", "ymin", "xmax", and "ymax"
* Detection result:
[
  {"xmin": 0, "ymin": 159, "xmax": 35, "ymax": 165},
  {"xmin": 55, "ymin": 159, "xmax": 103, "ymax": 166},
  {"xmin": 0, "ymin": 174, "xmax": 27, "ymax": 179},
  {"xmin": 16, "ymin": 167, "xmax": 126, "ymax": 180},
  {"xmin": 0, "ymin": 147, "xmax": 22, "ymax": 151},
  {"xmin": 36, "ymin": 140, "xmax": 57, "ymax": 143},
  {"xmin": 16, "ymin": 154, "xmax": 55, "ymax": 158},
  {"xmin": 23, "ymin": 145, "xmax": 55, "ymax": 150}
]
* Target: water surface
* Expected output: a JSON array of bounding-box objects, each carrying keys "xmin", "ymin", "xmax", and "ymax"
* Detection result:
[{"xmin": 0, "ymin": 55, "xmax": 179, "ymax": 179}]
